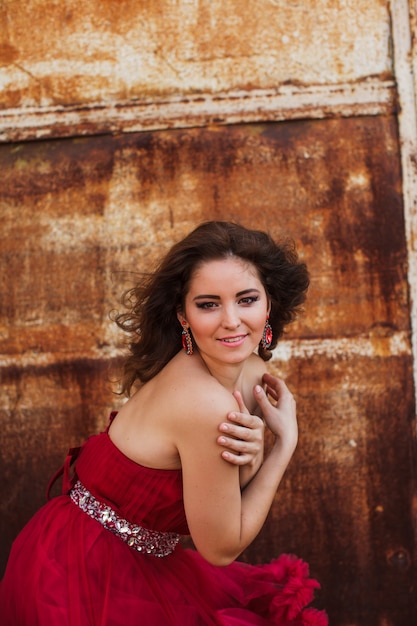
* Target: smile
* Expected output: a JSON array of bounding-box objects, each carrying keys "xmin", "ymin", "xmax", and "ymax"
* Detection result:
[{"xmin": 218, "ymin": 335, "xmax": 247, "ymax": 345}]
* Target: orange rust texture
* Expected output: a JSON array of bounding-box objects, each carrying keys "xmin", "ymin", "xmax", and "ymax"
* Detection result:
[
  {"xmin": 1, "ymin": 115, "xmax": 416, "ymax": 623},
  {"xmin": 0, "ymin": 0, "xmax": 391, "ymax": 110},
  {"xmin": 248, "ymin": 352, "xmax": 415, "ymax": 624}
]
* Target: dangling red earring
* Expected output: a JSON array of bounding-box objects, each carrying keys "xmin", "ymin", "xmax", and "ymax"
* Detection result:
[
  {"xmin": 261, "ymin": 317, "xmax": 273, "ymax": 349},
  {"xmin": 181, "ymin": 321, "xmax": 193, "ymax": 355}
]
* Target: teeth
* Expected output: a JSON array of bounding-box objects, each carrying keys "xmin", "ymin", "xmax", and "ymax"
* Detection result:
[{"xmin": 223, "ymin": 337, "xmax": 243, "ymax": 343}]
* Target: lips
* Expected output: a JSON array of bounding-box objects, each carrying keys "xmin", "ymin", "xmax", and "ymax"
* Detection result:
[{"xmin": 218, "ymin": 334, "xmax": 247, "ymax": 345}]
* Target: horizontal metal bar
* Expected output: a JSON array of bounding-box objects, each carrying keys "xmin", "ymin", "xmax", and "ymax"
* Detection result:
[{"xmin": 0, "ymin": 78, "xmax": 396, "ymax": 143}]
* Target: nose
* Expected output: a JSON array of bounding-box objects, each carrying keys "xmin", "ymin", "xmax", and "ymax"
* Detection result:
[{"xmin": 221, "ymin": 305, "xmax": 241, "ymax": 329}]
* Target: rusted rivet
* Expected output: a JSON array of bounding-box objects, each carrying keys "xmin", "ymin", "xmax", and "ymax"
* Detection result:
[{"xmin": 386, "ymin": 548, "xmax": 411, "ymax": 571}]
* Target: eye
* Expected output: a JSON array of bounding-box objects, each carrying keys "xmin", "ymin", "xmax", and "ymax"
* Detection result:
[
  {"xmin": 239, "ymin": 296, "xmax": 260, "ymax": 305},
  {"xmin": 196, "ymin": 301, "xmax": 218, "ymax": 309}
]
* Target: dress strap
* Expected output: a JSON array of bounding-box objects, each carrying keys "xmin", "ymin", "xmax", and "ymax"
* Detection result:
[
  {"xmin": 47, "ymin": 413, "xmax": 117, "ymax": 500},
  {"xmin": 106, "ymin": 410, "xmax": 118, "ymax": 433},
  {"xmin": 69, "ymin": 480, "xmax": 180, "ymax": 557},
  {"xmin": 46, "ymin": 446, "xmax": 83, "ymax": 500}
]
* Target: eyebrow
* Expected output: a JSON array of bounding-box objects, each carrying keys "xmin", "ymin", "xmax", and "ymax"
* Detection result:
[{"xmin": 192, "ymin": 288, "xmax": 261, "ymax": 301}]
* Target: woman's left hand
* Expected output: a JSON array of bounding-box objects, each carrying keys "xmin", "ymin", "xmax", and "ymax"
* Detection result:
[{"xmin": 217, "ymin": 390, "xmax": 264, "ymax": 487}]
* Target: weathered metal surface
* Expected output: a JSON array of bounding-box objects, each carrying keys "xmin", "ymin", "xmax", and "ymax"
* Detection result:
[
  {"xmin": 246, "ymin": 352, "xmax": 416, "ymax": 625},
  {"xmin": 0, "ymin": 0, "xmax": 391, "ymax": 110},
  {"xmin": 391, "ymin": 0, "xmax": 417, "ymax": 415},
  {"xmin": 1, "ymin": 115, "xmax": 415, "ymax": 623},
  {"xmin": 0, "ymin": 117, "xmax": 409, "ymax": 353},
  {"xmin": 0, "ymin": 0, "xmax": 393, "ymax": 141},
  {"xmin": 0, "ymin": 79, "xmax": 397, "ymax": 143}
]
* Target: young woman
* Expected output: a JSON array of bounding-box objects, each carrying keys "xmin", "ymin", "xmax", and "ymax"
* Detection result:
[{"xmin": 0, "ymin": 221, "xmax": 327, "ymax": 625}]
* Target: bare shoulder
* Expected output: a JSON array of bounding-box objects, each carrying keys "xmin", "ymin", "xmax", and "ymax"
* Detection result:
[
  {"xmin": 161, "ymin": 352, "xmax": 239, "ymax": 426},
  {"xmin": 240, "ymin": 353, "xmax": 268, "ymax": 413},
  {"xmin": 246, "ymin": 352, "xmax": 268, "ymax": 379},
  {"xmin": 243, "ymin": 352, "xmax": 268, "ymax": 390}
]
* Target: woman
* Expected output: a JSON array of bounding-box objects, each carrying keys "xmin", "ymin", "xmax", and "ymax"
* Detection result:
[{"xmin": 1, "ymin": 221, "xmax": 327, "ymax": 625}]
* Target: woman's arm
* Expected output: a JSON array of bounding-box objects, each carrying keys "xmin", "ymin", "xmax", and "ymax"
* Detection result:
[{"xmin": 176, "ymin": 373, "xmax": 298, "ymax": 566}]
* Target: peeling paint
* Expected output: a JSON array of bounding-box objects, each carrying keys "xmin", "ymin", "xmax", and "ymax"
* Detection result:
[{"xmin": 0, "ymin": 80, "xmax": 397, "ymax": 143}]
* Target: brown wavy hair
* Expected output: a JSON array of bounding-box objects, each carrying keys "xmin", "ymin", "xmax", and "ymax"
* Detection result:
[{"xmin": 114, "ymin": 221, "xmax": 309, "ymax": 395}]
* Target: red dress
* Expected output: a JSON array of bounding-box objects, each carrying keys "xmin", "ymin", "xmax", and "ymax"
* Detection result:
[{"xmin": 0, "ymin": 415, "xmax": 327, "ymax": 626}]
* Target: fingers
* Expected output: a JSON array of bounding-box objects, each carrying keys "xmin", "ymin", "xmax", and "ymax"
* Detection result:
[
  {"xmin": 217, "ymin": 430, "xmax": 262, "ymax": 466},
  {"xmin": 232, "ymin": 390, "xmax": 249, "ymax": 414},
  {"xmin": 255, "ymin": 385, "xmax": 295, "ymax": 420},
  {"xmin": 219, "ymin": 449, "xmax": 258, "ymax": 466},
  {"xmin": 218, "ymin": 415, "xmax": 263, "ymax": 444},
  {"xmin": 262, "ymin": 372, "xmax": 286, "ymax": 398},
  {"xmin": 224, "ymin": 409, "xmax": 261, "ymax": 430},
  {"xmin": 259, "ymin": 373, "xmax": 295, "ymax": 407},
  {"xmin": 254, "ymin": 374, "xmax": 298, "ymax": 444},
  {"xmin": 217, "ymin": 411, "xmax": 264, "ymax": 465},
  {"xmin": 253, "ymin": 383, "xmax": 275, "ymax": 411}
]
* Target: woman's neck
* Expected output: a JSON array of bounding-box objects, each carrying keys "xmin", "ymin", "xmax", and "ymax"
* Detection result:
[{"xmin": 197, "ymin": 352, "xmax": 245, "ymax": 394}]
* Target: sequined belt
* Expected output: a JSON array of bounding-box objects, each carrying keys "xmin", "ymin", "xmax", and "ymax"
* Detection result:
[{"xmin": 69, "ymin": 480, "xmax": 180, "ymax": 557}]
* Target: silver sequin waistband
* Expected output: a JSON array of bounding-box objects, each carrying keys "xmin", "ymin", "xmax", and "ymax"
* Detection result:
[{"xmin": 69, "ymin": 480, "xmax": 180, "ymax": 557}]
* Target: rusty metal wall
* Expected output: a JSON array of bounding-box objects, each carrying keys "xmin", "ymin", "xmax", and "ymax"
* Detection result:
[
  {"xmin": 1, "ymin": 117, "xmax": 415, "ymax": 624},
  {"xmin": 0, "ymin": 0, "xmax": 394, "ymax": 142},
  {"xmin": 1, "ymin": 1, "xmax": 417, "ymax": 625},
  {"xmin": 0, "ymin": 0, "xmax": 390, "ymax": 109}
]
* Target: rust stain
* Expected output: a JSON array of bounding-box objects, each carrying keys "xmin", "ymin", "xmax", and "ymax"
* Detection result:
[
  {"xmin": 0, "ymin": 0, "xmax": 391, "ymax": 110},
  {"xmin": 0, "ymin": 42, "xmax": 19, "ymax": 65},
  {"xmin": 0, "ymin": 117, "xmax": 410, "ymax": 356},
  {"xmin": 1, "ymin": 116, "xmax": 416, "ymax": 623}
]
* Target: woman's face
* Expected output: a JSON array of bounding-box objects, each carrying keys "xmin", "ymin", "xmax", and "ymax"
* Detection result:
[{"xmin": 179, "ymin": 256, "xmax": 270, "ymax": 366}]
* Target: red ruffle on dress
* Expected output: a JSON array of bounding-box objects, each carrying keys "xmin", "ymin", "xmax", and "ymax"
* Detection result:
[{"xmin": 0, "ymin": 415, "xmax": 327, "ymax": 626}]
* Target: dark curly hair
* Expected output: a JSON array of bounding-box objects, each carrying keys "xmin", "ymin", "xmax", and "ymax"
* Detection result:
[{"xmin": 115, "ymin": 221, "xmax": 309, "ymax": 395}]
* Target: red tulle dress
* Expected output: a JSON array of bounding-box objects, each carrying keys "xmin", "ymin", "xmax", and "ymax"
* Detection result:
[{"xmin": 0, "ymin": 414, "xmax": 327, "ymax": 626}]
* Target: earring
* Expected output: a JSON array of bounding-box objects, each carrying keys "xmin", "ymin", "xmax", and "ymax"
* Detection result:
[
  {"xmin": 181, "ymin": 321, "xmax": 193, "ymax": 355},
  {"xmin": 261, "ymin": 317, "xmax": 273, "ymax": 349}
]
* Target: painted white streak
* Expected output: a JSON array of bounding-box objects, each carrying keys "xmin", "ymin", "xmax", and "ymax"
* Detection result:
[
  {"xmin": 389, "ymin": 0, "xmax": 417, "ymax": 412},
  {"xmin": 0, "ymin": 332, "xmax": 411, "ymax": 371},
  {"xmin": 0, "ymin": 79, "xmax": 395, "ymax": 143},
  {"xmin": 271, "ymin": 332, "xmax": 411, "ymax": 362}
]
